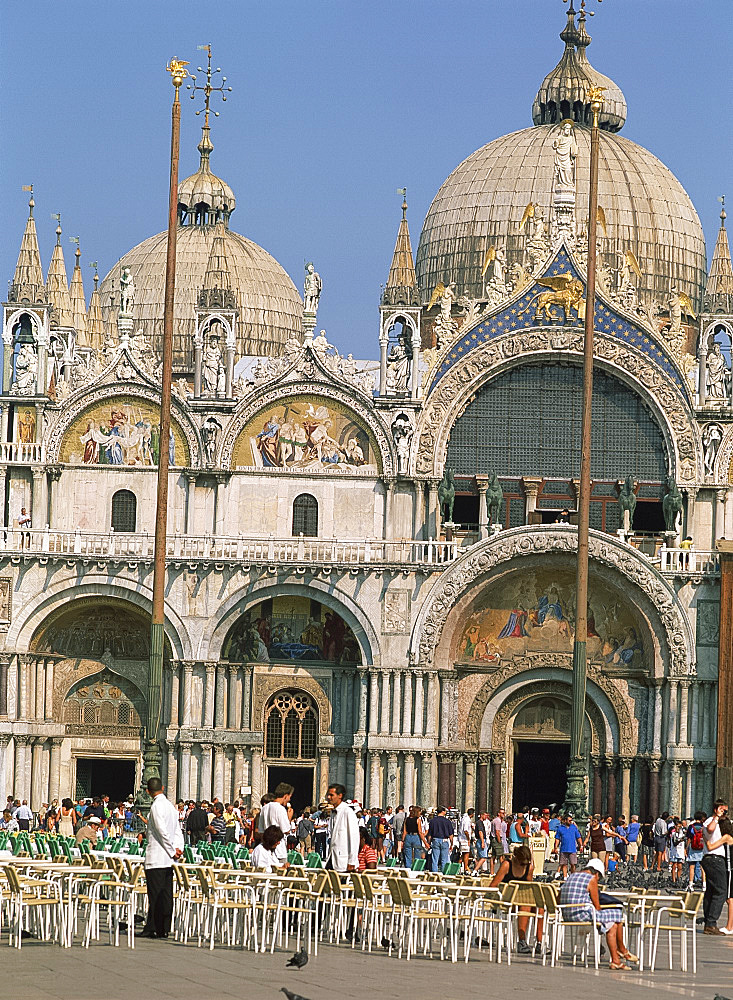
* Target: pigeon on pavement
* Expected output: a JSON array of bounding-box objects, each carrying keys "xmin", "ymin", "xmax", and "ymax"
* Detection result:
[
  {"xmin": 286, "ymin": 948, "xmax": 308, "ymax": 969},
  {"xmin": 281, "ymin": 989, "xmax": 311, "ymax": 1000}
]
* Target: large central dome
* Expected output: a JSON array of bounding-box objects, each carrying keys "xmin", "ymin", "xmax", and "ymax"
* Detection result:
[
  {"xmin": 415, "ymin": 7, "xmax": 706, "ymax": 310},
  {"xmin": 100, "ymin": 126, "xmax": 302, "ymax": 371}
]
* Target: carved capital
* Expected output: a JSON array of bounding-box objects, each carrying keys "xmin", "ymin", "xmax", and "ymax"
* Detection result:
[{"xmin": 646, "ymin": 757, "xmax": 662, "ymax": 773}]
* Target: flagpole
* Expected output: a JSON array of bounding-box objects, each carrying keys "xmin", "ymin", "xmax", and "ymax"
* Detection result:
[
  {"xmin": 140, "ymin": 58, "xmax": 188, "ymax": 795},
  {"xmin": 564, "ymin": 87, "xmax": 604, "ymax": 820}
]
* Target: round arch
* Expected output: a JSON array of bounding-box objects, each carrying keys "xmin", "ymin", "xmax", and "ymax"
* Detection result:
[
  {"xmin": 409, "ymin": 525, "xmax": 695, "ymax": 679},
  {"xmin": 7, "ymin": 576, "xmax": 192, "ymax": 661},
  {"xmin": 414, "ymin": 329, "xmax": 701, "ymax": 484},
  {"xmin": 200, "ymin": 578, "xmax": 380, "ymax": 666}
]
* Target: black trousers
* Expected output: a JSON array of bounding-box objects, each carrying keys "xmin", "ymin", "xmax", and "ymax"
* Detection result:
[
  {"xmin": 701, "ymin": 854, "xmax": 727, "ymax": 926},
  {"xmin": 144, "ymin": 866, "xmax": 174, "ymax": 937}
]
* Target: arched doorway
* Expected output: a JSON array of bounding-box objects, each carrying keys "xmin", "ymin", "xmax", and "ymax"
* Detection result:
[
  {"xmin": 263, "ymin": 690, "xmax": 318, "ymax": 812},
  {"xmin": 509, "ymin": 696, "xmax": 572, "ymax": 811}
]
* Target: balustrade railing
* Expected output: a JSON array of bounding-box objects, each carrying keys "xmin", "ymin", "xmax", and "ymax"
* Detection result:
[
  {"xmin": 0, "ymin": 441, "xmax": 45, "ymax": 464},
  {"xmin": 0, "ymin": 528, "xmax": 456, "ymax": 567},
  {"xmin": 657, "ymin": 546, "xmax": 720, "ymax": 576}
]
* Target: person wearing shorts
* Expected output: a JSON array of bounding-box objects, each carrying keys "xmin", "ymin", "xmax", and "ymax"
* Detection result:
[
  {"xmin": 490, "ymin": 809, "xmax": 508, "ymax": 874},
  {"xmin": 553, "ymin": 813, "xmax": 582, "ymax": 879},
  {"xmin": 626, "ymin": 815, "xmax": 640, "ymax": 863}
]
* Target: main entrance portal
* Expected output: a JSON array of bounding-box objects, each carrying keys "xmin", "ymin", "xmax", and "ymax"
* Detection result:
[
  {"xmin": 512, "ymin": 741, "xmax": 569, "ymax": 811},
  {"xmin": 266, "ymin": 765, "xmax": 316, "ymax": 814},
  {"xmin": 75, "ymin": 757, "xmax": 137, "ymax": 802}
]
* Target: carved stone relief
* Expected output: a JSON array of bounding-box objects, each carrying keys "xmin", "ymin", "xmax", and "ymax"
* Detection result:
[{"xmin": 382, "ymin": 589, "xmax": 410, "ymax": 634}]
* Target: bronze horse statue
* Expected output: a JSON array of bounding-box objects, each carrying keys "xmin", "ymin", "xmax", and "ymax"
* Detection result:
[
  {"xmin": 617, "ymin": 475, "xmax": 637, "ymax": 530},
  {"xmin": 485, "ymin": 471, "xmax": 504, "ymax": 526},
  {"xmin": 438, "ymin": 468, "xmax": 456, "ymax": 523},
  {"xmin": 662, "ymin": 475, "xmax": 683, "ymax": 532}
]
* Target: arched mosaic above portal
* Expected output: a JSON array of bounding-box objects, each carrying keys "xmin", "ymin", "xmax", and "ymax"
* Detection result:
[
  {"xmin": 58, "ymin": 395, "xmax": 189, "ymax": 467},
  {"xmin": 231, "ymin": 394, "xmax": 381, "ymax": 474}
]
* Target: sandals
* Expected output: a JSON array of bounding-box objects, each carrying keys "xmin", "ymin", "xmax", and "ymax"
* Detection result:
[
  {"xmin": 621, "ymin": 952, "xmax": 639, "ymax": 963},
  {"xmin": 608, "ymin": 960, "xmax": 631, "ymax": 971}
]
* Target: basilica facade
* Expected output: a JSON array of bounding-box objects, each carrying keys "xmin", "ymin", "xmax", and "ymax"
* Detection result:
[{"xmin": 1, "ymin": 5, "xmax": 732, "ymax": 819}]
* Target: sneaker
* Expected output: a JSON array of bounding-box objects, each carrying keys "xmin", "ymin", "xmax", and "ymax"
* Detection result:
[
  {"xmin": 517, "ymin": 939, "xmax": 532, "ymax": 955},
  {"xmin": 720, "ymin": 928, "xmax": 733, "ymax": 936},
  {"xmin": 533, "ymin": 942, "xmax": 543, "ymax": 956},
  {"xmin": 703, "ymin": 926, "xmax": 723, "ymax": 935}
]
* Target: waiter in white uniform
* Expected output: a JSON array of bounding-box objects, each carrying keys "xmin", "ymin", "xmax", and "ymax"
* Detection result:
[
  {"xmin": 325, "ymin": 783, "xmax": 359, "ymax": 872},
  {"xmin": 141, "ymin": 777, "xmax": 183, "ymax": 939}
]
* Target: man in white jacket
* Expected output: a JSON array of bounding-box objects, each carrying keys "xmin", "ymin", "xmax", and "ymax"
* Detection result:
[
  {"xmin": 325, "ymin": 784, "xmax": 359, "ymax": 872},
  {"xmin": 141, "ymin": 777, "xmax": 184, "ymax": 939},
  {"xmin": 260, "ymin": 782, "xmax": 293, "ymax": 862}
]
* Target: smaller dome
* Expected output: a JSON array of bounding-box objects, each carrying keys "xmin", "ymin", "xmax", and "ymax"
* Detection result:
[
  {"xmin": 177, "ymin": 126, "xmax": 236, "ymax": 226},
  {"xmin": 532, "ymin": 5, "xmax": 627, "ymax": 133}
]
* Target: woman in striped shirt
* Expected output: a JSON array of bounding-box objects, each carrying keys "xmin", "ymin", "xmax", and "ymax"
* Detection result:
[{"xmin": 358, "ymin": 829, "xmax": 378, "ymax": 871}]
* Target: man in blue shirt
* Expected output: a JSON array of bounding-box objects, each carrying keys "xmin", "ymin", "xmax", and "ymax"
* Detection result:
[
  {"xmin": 615, "ymin": 817, "xmax": 629, "ymax": 862},
  {"xmin": 626, "ymin": 815, "xmax": 641, "ymax": 864},
  {"xmin": 427, "ymin": 806, "xmax": 454, "ymax": 873},
  {"xmin": 553, "ymin": 813, "xmax": 582, "ymax": 878}
]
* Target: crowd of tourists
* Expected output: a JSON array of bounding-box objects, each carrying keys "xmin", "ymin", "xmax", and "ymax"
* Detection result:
[{"xmin": 3, "ymin": 787, "xmax": 731, "ymax": 951}]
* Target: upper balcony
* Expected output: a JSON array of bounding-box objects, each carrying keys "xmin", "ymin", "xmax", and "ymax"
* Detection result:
[{"xmin": 0, "ymin": 528, "xmax": 456, "ymax": 570}]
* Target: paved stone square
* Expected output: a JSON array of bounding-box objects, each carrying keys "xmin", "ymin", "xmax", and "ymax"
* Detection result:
[{"xmin": 2, "ymin": 933, "xmax": 731, "ymax": 1000}]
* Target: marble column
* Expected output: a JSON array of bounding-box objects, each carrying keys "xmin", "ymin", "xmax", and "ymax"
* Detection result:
[
  {"xmin": 18, "ymin": 657, "xmax": 29, "ymax": 721},
  {"xmin": 182, "ymin": 662, "xmax": 194, "ymax": 728},
  {"xmin": 386, "ymin": 751, "xmax": 399, "ymax": 806},
  {"xmin": 179, "ymin": 743, "xmax": 192, "ymax": 800},
  {"xmin": 689, "ymin": 682, "xmax": 700, "ymax": 747},
  {"xmin": 0, "ymin": 657, "xmax": 8, "ymax": 716},
  {"xmin": 668, "ymin": 680, "xmax": 680, "ymax": 745},
  {"xmin": 426, "ymin": 672, "xmax": 439, "ymax": 738},
  {"xmin": 31, "ymin": 739, "xmax": 44, "ymax": 811},
  {"xmin": 668, "ymin": 761, "xmax": 681, "ymax": 815},
  {"xmin": 368, "ymin": 751, "xmax": 381, "ymax": 806},
  {"xmin": 476, "ymin": 478, "xmax": 488, "ymax": 541},
  {"xmin": 438, "ymin": 758, "xmax": 450, "ymax": 806},
  {"xmin": 491, "ymin": 755, "xmax": 503, "ymax": 814},
  {"xmin": 419, "ymin": 751, "xmax": 433, "ymax": 809},
  {"xmin": 200, "ymin": 743, "xmax": 213, "ymax": 800},
  {"xmin": 592, "ymin": 757, "xmax": 603, "ymax": 815},
  {"xmin": 380, "ymin": 671, "xmax": 390, "ymax": 735},
  {"xmin": 332, "ymin": 670, "xmax": 342, "ymax": 735},
  {"xmin": 678, "ymin": 681, "xmax": 690, "ymax": 745},
  {"xmin": 233, "ymin": 748, "xmax": 245, "ymax": 798},
  {"xmin": 214, "ymin": 665, "xmax": 226, "ymax": 728},
  {"xmin": 33, "ymin": 659, "xmax": 44, "ymax": 721},
  {"xmin": 353, "ymin": 749, "xmax": 365, "ymax": 804},
  {"xmin": 702, "ymin": 682, "xmax": 712, "ymax": 748},
  {"xmin": 357, "ymin": 668, "xmax": 368, "ymax": 733},
  {"xmin": 391, "ymin": 672, "xmax": 401, "ymax": 734},
  {"xmin": 402, "ymin": 671, "xmax": 413, "ymax": 736},
  {"xmin": 250, "ymin": 749, "xmax": 263, "ymax": 804},
  {"xmin": 227, "ymin": 664, "xmax": 238, "ymax": 729},
  {"xmin": 31, "ymin": 466, "xmax": 48, "ymax": 529},
  {"xmin": 648, "ymin": 759, "xmax": 661, "ymax": 818},
  {"xmin": 368, "ymin": 670, "xmax": 379, "ymax": 734},
  {"xmin": 703, "ymin": 763, "xmax": 715, "ymax": 810},
  {"xmin": 318, "ymin": 750, "xmax": 330, "ymax": 802},
  {"xmin": 204, "ymin": 664, "xmax": 216, "ymax": 729},
  {"xmin": 241, "ymin": 667, "xmax": 252, "ymax": 730},
  {"xmin": 464, "ymin": 754, "xmax": 477, "ymax": 813},
  {"xmin": 0, "ymin": 736, "xmax": 12, "ymax": 797},
  {"xmin": 340, "ymin": 671, "xmax": 350, "ymax": 736},
  {"xmin": 13, "ymin": 736, "xmax": 27, "ymax": 797},
  {"xmin": 683, "ymin": 762, "xmax": 693, "ymax": 817},
  {"xmin": 185, "ymin": 475, "xmax": 197, "ymax": 534},
  {"xmin": 44, "ymin": 659, "xmax": 54, "ymax": 721},
  {"xmin": 652, "ymin": 681, "xmax": 664, "ymax": 754},
  {"xmin": 169, "ymin": 663, "xmax": 180, "ymax": 728},
  {"xmin": 213, "ymin": 745, "xmax": 225, "ymax": 799},
  {"xmin": 413, "ymin": 670, "xmax": 424, "ymax": 736},
  {"xmin": 620, "ymin": 757, "xmax": 632, "ymax": 819},
  {"xmin": 605, "ymin": 757, "xmax": 617, "ymax": 816},
  {"xmin": 166, "ymin": 742, "xmax": 178, "ymax": 799},
  {"xmin": 477, "ymin": 755, "xmax": 489, "ymax": 814},
  {"xmin": 403, "ymin": 752, "xmax": 415, "ymax": 806}
]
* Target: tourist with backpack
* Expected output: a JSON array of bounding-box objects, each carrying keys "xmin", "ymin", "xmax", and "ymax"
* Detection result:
[
  {"xmin": 652, "ymin": 811, "xmax": 670, "ymax": 871},
  {"xmin": 687, "ymin": 810, "xmax": 706, "ymax": 889}
]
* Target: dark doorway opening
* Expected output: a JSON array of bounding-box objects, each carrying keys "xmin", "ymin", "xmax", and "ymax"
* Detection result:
[
  {"xmin": 512, "ymin": 741, "xmax": 570, "ymax": 812},
  {"xmin": 75, "ymin": 757, "xmax": 136, "ymax": 802},
  {"xmin": 267, "ymin": 765, "xmax": 315, "ymax": 814}
]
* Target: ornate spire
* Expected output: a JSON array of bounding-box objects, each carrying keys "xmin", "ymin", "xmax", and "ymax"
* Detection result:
[
  {"xmin": 532, "ymin": 2, "xmax": 627, "ymax": 132},
  {"xmin": 68, "ymin": 241, "xmax": 88, "ymax": 345},
  {"xmin": 382, "ymin": 190, "xmax": 421, "ymax": 307},
  {"xmin": 87, "ymin": 263, "xmax": 105, "ymax": 350},
  {"xmin": 46, "ymin": 217, "xmax": 73, "ymax": 327},
  {"xmin": 199, "ymin": 222, "xmax": 236, "ymax": 307},
  {"xmin": 10, "ymin": 187, "xmax": 45, "ymax": 303},
  {"xmin": 704, "ymin": 197, "xmax": 733, "ymax": 313}
]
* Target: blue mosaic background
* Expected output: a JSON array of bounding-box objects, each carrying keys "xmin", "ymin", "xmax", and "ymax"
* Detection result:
[{"xmin": 426, "ymin": 247, "xmax": 691, "ymax": 402}]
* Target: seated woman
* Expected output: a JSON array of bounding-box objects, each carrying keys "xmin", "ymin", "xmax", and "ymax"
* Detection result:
[
  {"xmin": 251, "ymin": 824, "xmax": 289, "ymax": 872},
  {"xmin": 559, "ymin": 858, "xmax": 637, "ymax": 970},
  {"xmin": 357, "ymin": 829, "xmax": 378, "ymax": 872},
  {"xmin": 490, "ymin": 844, "xmax": 538, "ymax": 955}
]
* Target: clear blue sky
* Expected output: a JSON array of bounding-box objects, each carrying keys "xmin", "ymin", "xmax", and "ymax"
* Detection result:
[{"xmin": 1, "ymin": 0, "xmax": 730, "ymax": 357}]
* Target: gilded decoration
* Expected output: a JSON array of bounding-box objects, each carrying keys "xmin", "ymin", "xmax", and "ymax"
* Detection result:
[
  {"xmin": 231, "ymin": 394, "xmax": 381, "ymax": 474},
  {"xmin": 456, "ymin": 566, "xmax": 645, "ymax": 669},
  {"xmin": 484, "ymin": 684, "xmax": 607, "ymax": 755},
  {"xmin": 415, "ymin": 329, "xmax": 700, "ymax": 484},
  {"xmin": 58, "ymin": 395, "xmax": 189, "ymax": 467},
  {"xmin": 221, "ymin": 595, "xmax": 361, "ymax": 665},
  {"xmin": 219, "ymin": 381, "xmax": 393, "ymax": 475},
  {"xmin": 410, "ymin": 527, "xmax": 694, "ymax": 678}
]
